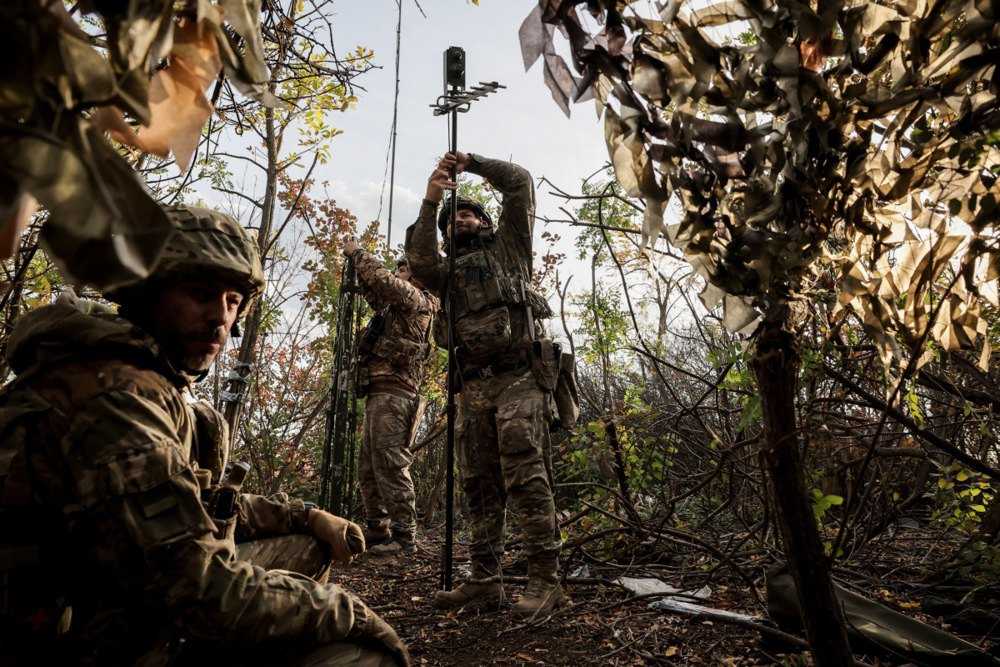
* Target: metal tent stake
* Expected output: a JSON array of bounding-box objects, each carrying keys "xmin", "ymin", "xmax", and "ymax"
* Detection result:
[{"xmin": 430, "ymin": 47, "xmax": 504, "ymax": 591}]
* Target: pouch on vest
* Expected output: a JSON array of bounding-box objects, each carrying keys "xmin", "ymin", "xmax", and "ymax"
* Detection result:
[
  {"xmin": 530, "ymin": 339, "xmax": 560, "ymax": 392},
  {"xmin": 553, "ymin": 350, "xmax": 580, "ymax": 431},
  {"xmin": 373, "ymin": 336, "xmax": 427, "ymax": 370},
  {"xmin": 455, "ymin": 305, "xmax": 513, "ymax": 359},
  {"xmin": 189, "ymin": 400, "xmax": 230, "ymax": 484}
]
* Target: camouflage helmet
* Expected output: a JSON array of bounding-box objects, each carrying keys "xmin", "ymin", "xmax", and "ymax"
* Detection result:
[
  {"xmin": 437, "ymin": 196, "xmax": 493, "ymax": 234},
  {"xmin": 106, "ymin": 205, "xmax": 265, "ymax": 313}
]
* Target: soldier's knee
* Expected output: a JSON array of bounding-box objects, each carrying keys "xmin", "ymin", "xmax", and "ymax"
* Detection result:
[{"xmin": 287, "ymin": 641, "xmax": 397, "ymax": 667}]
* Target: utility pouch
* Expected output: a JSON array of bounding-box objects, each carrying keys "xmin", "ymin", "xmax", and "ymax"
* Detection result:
[
  {"xmin": 481, "ymin": 273, "xmax": 504, "ymax": 308},
  {"xmin": 552, "ymin": 350, "xmax": 580, "ymax": 431},
  {"xmin": 454, "ymin": 306, "xmax": 512, "ymax": 359},
  {"xmin": 530, "ymin": 339, "xmax": 560, "ymax": 392},
  {"xmin": 211, "ymin": 461, "xmax": 249, "ymax": 521},
  {"xmin": 189, "ymin": 401, "xmax": 229, "ymax": 484},
  {"xmin": 463, "ymin": 280, "xmax": 488, "ymax": 314},
  {"xmin": 212, "ymin": 514, "xmax": 238, "ymax": 544},
  {"xmin": 373, "ymin": 336, "xmax": 424, "ymax": 370}
]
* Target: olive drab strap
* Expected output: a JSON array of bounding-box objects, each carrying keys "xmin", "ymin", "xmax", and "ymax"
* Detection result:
[{"xmin": 521, "ymin": 279, "xmax": 536, "ymax": 343}]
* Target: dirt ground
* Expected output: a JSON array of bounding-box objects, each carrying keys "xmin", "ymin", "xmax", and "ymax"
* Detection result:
[{"xmin": 335, "ymin": 533, "xmax": 795, "ymax": 666}]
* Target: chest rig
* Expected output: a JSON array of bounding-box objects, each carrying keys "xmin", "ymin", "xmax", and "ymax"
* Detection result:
[
  {"xmin": 441, "ymin": 235, "xmax": 552, "ymax": 364},
  {"xmin": 357, "ymin": 297, "xmax": 435, "ymax": 384}
]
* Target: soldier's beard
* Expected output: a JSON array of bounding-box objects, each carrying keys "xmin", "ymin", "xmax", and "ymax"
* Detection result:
[{"xmin": 160, "ymin": 325, "xmax": 228, "ymax": 375}]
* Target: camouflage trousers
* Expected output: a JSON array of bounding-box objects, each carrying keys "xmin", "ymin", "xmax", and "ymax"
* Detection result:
[
  {"xmin": 170, "ymin": 639, "xmax": 396, "ymax": 667},
  {"xmin": 182, "ymin": 536, "xmax": 394, "ymax": 666},
  {"xmin": 457, "ymin": 368, "xmax": 561, "ymax": 578},
  {"xmin": 358, "ymin": 390, "xmax": 422, "ymax": 543},
  {"xmin": 238, "ymin": 533, "xmax": 332, "ymax": 583}
]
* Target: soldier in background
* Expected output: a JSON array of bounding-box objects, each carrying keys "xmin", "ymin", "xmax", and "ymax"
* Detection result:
[
  {"xmin": 0, "ymin": 207, "xmax": 408, "ymax": 666},
  {"xmin": 405, "ymin": 151, "xmax": 566, "ymax": 616},
  {"xmin": 343, "ymin": 239, "xmax": 439, "ymax": 556}
]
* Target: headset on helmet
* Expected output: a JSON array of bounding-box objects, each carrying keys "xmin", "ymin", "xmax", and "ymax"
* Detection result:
[
  {"xmin": 436, "ymin": 196, "xmax": 493, "ymax": 235},
  {"xmin": 104, "ymin": 205, "xmax": 265, "ymax": 318}
]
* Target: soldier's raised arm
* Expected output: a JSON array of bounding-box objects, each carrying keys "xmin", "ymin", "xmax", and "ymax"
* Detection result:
[
  {"xmin": 464, "ymin": 153, "xmax": 535, "ymax": 250},
  {"xmin": 403, "ymin": 158, "xmax": 454, "ymax": 292},
  {"xmin": 345, "ymin": 238, "xmax": 434, "ymax": 314}
]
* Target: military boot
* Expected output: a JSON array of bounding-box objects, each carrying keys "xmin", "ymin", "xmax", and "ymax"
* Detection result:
[
  {"xmin": 363, "ymin": 519, "xmax": 392, "ymax": 548},
  {"xmin": 512, "ymin": 554, "xmax": 567, "ymax": 616},
  {"xmin": 370, "ymin": 523, "xmax": 415, "ymax": 556},
  {"xmin": 432, "ymin": 561, "xmax": 503, "ymax": 611}
]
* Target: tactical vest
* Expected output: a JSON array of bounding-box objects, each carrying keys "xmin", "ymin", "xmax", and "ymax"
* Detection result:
[
  {"xmin": 438, "ymin": 240, "xmax": 552, "ymax": 363},
  {"xmin": 358, "ymin": 297, "xmax": 436, "ymax": 376}
]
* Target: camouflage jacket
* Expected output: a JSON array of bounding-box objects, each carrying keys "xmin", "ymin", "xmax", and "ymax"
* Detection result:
[
  {"xmin": 352, "ymin": 249, "xmax": 439, "ymax": 394},
  {"xmin": 0, "ymin": 297, "xmax": 380, "ymax": 660},
  {"xmin": 405, "ymin": 154, "xmax": 551, "ymax": 367}
]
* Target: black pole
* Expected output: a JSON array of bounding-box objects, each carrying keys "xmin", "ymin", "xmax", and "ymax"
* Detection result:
[
  {"xmin": 320, "ymin": 261, "xmax": 350, "ymax": 508},
  {"xmin": 325, "ymin": 258, "xmax": 357, "ymax": 515},
  {"xmin": 442, "ymin": 107, "xmax": 458, "ymax": 592},
  {"xmin": 431, "ymin": 47, "xmax": 503, "ymax": 592},
  {"xmin": 345, "ymin": 282, "xmax": 363, "ymax": 518}
]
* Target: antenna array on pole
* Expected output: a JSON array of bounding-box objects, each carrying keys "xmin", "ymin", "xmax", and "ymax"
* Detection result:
[{"xmin": 430, "ymin": 47, "xmax": 503, "ymax": 592}]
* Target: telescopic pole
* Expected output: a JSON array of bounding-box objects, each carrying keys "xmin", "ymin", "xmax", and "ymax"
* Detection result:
[
  {"xmin": 443, "ymin": 106, "xmax": 458, "ymax": 592},
  {"xmin": 430, "ymin": 47, "xmax": 504, "ymax": 592}
]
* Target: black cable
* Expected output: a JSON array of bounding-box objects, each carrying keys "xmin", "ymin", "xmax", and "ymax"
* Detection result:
[{"xmin": 386, "ymin": 0, "xmax": 403, "ymax": 247}]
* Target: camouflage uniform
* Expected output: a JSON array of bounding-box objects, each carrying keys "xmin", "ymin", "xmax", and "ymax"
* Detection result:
[
  {"xmin": 0, "ymin": 209, "xmax": 406, "ymax": 666},
  {"xmin": 351, "ymin": 249, "xmax": 438, "ymax": 549},
  {"xmin": 188, "ymin": 396, "xmax": 333, "ymax": 582},
  {"xmin": 404, "ymin": 155, "xmax": 563, "ymax": 599}
]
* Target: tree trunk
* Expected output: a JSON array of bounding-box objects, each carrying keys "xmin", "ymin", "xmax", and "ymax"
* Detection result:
[
  {"xmin": 752, "ymin": 308, "xmax": 853, "ymax": 667},
  {"xmin": 223, "ymin": 103, "xmax": 279, "ymax": 436},
  {"xmin": 604, "ymin": 417, "xmax": 641, "ymax": 527}
]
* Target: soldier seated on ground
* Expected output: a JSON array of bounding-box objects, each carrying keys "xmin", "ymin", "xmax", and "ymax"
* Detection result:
[{"xmin": 0, "ymin": 206, "xmax": 409, "ymax": 666}]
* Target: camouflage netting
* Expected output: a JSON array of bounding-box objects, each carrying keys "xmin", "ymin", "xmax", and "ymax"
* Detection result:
[
  {"xmin": 0, "ymin": 0, "xmax": 276, "ymax": 290},
  {"xmin": 521, "ymin": 0, "xmax": 999, "ymax": 371}
]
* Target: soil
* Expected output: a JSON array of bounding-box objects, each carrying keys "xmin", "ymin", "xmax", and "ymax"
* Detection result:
[{"xmin": 335, "ymin": 533, "xmax": 792, "ymax": 666}]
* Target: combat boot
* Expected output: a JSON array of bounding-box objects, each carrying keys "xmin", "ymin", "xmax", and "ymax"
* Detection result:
[
  {"xmin": 432, "ymin": 561, "xmax": 504, "ymax": 610},
  {"xmin": 369, "ymin": 535, "xmax": 414, "ymax": 556},
  {"xmin": 512, "ymin": 577, "xmax": 567, "ymax": 616},
  {"xmin": 432, "ymin": 580, "xmax": 503, "ymax": 610},
  {"xmin": 363, "ymin": 519, "xmax": 392, "ymax": 548},
  {"xmin": 513, "ymin": 553, "xmax": 567, "ymax": 616}
]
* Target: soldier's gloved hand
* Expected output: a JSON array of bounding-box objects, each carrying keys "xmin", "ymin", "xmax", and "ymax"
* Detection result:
[
  {"xmin": 349, "ymin": 603, "xmax": 412, "ymax": 666},
  {"xmin": 307, "ymin": 509, "xmax": 366, "ymax": 563}
]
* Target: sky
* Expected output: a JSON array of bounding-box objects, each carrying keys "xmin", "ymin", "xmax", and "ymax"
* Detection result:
[{"xmin": 315, "ymin": 0, "xmax": 611, "ymax": 252}]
